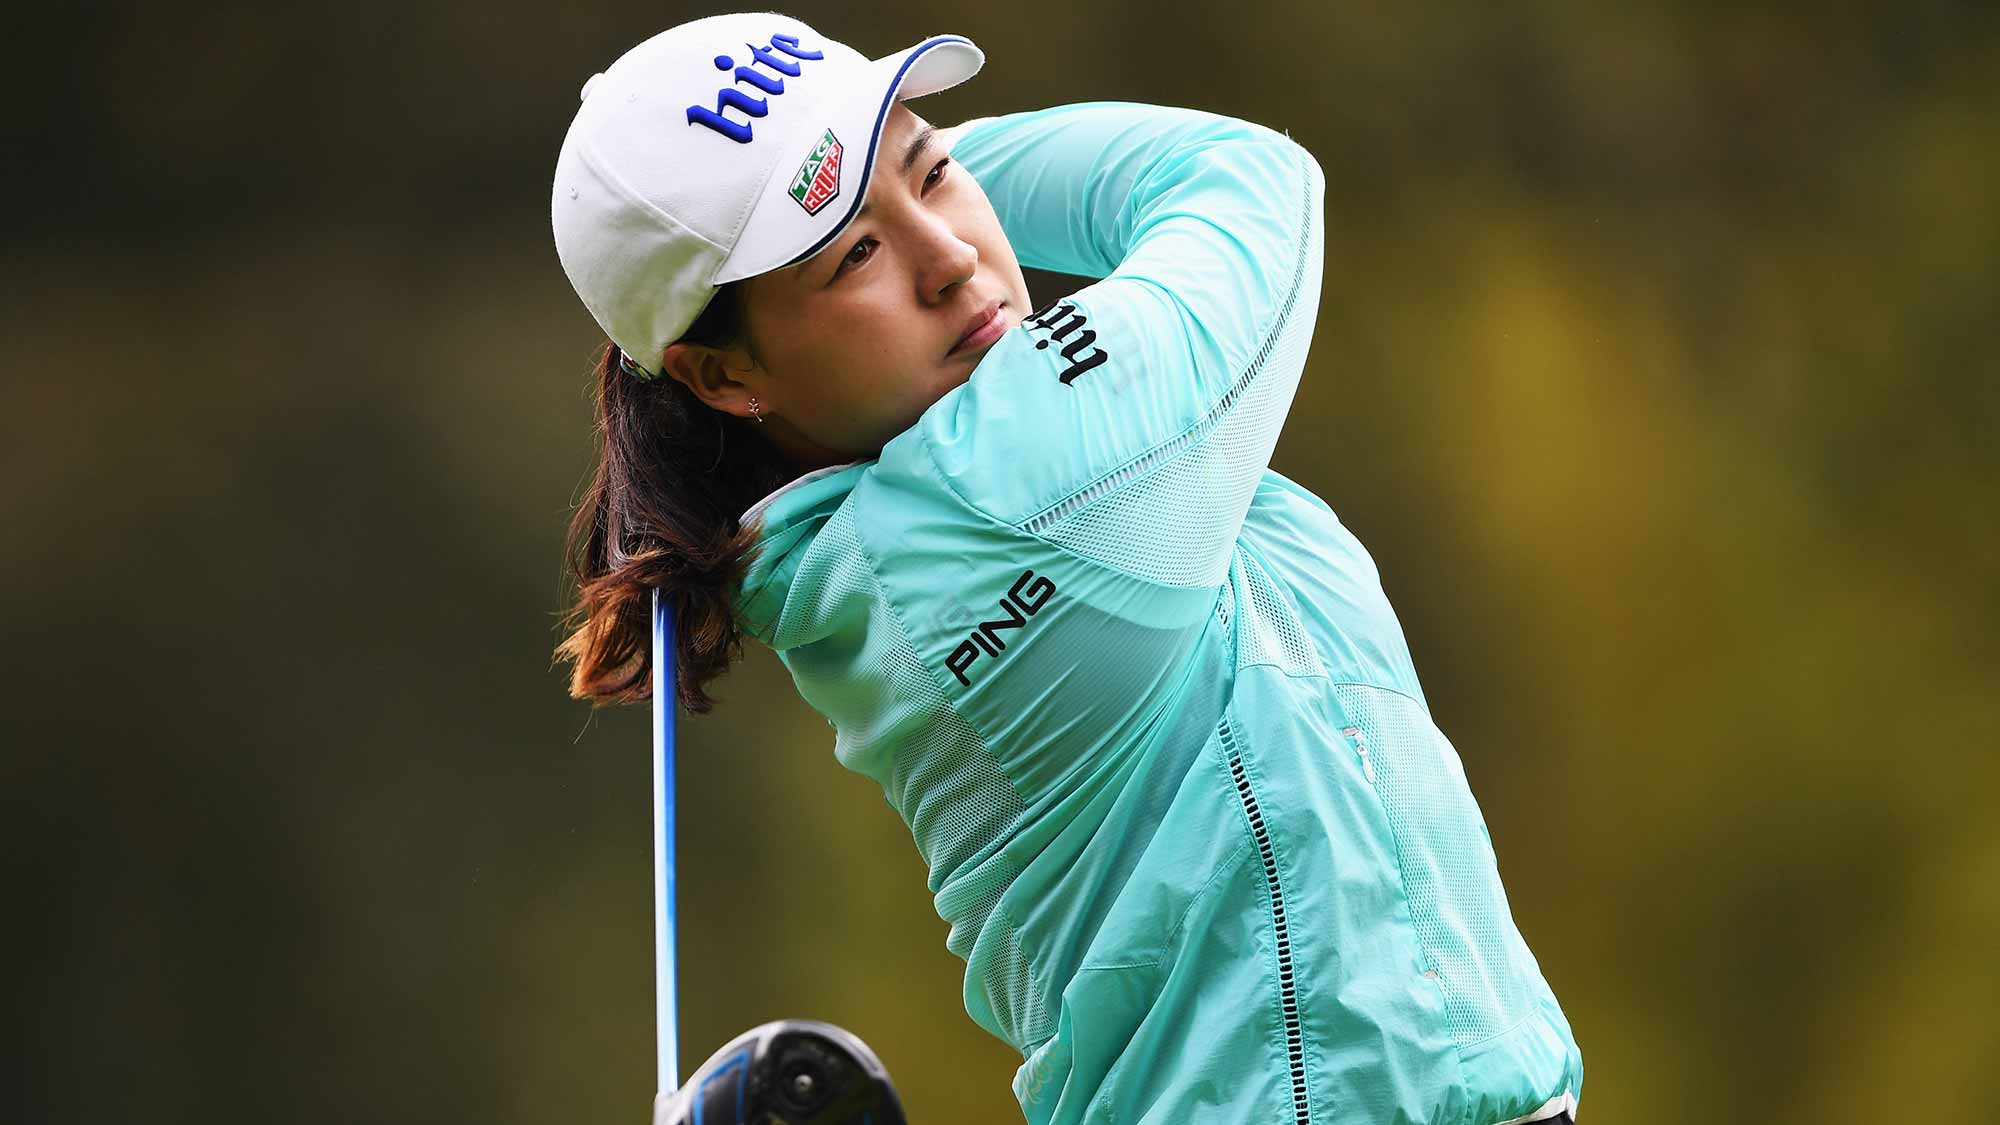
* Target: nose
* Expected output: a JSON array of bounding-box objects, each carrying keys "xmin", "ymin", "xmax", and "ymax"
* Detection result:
[{"xmin": 913, "ymin": 213, "xmax": 979, "ymax": 303}]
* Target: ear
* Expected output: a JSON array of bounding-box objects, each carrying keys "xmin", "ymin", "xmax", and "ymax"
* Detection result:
[{"xmin": 659, "ymin": 341, "xmax": 760, "ymax": 421}]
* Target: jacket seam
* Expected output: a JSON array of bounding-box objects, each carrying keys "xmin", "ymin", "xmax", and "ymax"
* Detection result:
[
  {"xmin": 1329, "ymin": 677, "xmax": 1433, "ymax": 714},
  {"xmin": 1453, "ymin": 1009, "xmax": 1538, "ymax": 1054},
  {"xmin": 983, "ymin": 894, "xmax": 1058, "ymax": 1055},
  {"xmin": 1075, "ymin": 836, "xmax": 1253, "ymax": 974},
  {"xmin": 844, "ymin": 487, "xmax": 1003, "ymax": 754}
]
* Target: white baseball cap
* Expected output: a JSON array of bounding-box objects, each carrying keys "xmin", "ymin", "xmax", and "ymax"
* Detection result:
[{"xmin": 551, "ymin": 13, "xmax": 984, "ymax": 377}]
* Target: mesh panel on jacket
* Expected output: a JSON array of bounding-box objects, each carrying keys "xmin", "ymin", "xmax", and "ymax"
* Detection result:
[{"xmin": 1332, "ymin": 683, "xmax": 1532, "ymax": 1044}]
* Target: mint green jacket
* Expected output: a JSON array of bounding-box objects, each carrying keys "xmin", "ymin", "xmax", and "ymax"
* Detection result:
[{"xmin": 733, "ymin": 102, "xmax": 1583, "ymax": 1124}]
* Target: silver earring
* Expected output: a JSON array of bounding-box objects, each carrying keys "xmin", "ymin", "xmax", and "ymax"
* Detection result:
[{"xmin": 747, "ymin": 396, "xmax": 766, "ymax": 424}]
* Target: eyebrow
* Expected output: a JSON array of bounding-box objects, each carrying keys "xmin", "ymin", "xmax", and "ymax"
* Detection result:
[{"xmin": 901, "ymin": 124, "xmax": 939, "ymax": 175}]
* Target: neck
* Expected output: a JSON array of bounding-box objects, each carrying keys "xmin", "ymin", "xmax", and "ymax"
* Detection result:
[{"xmin": 759, "ymin": 417, "xmax": 854, "ymax": 475}]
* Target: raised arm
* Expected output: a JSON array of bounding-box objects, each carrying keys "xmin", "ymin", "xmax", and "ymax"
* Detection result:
[{"xmin": 914, "ymin": 101, "xmax": 1326, "ymax": 588}]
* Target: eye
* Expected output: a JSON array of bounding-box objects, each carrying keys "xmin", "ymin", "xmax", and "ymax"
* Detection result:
[
  {"xmin": 836, "ymin": 236, "xmax": 876, "ymax": 275},
  {"xmin": 828, "ymin": 158, "xmax": 951, "ymax": 283}
]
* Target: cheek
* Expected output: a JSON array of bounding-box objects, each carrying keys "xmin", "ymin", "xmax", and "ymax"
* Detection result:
[
  {"xmin": 819, "ymin": 279, "xmax": 934, "ymax": 362},
  {"xmin": 818, "ymin": 313, "xmax": 956, "ymax": 437},
  {"xmin": 786, "ymin": 301, "xmax": 929, "ymax": 409},
  {"xmin": 777, "ymin": 290, "xmax": 898, "ymax": 367}
]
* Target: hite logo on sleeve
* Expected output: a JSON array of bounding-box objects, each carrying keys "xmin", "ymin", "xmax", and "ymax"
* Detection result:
[
  {"xmin": 946, "ymin": 570, "xmax": 1057, "ymax": 687},
  {"xmin": 789, "ymin": 130, "xmax": 844, "ymax": 215},
  {"xmin": 1023, "ymin": 300, "xmax": 1109, "ymax": 384}
]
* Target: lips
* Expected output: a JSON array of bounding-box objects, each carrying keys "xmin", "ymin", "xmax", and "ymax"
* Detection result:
[{"xmin": 947, "ymin": 299, "xmax": 1006, "ymax": 358}]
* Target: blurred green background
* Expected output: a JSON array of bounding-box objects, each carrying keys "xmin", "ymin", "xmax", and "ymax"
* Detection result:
[{"xmin": 6, "ymin": 1, "xmax": 1995, "ymax": 1121}]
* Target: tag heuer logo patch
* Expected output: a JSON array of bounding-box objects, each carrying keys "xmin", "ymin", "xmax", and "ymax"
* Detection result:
[{"xmin": 788, "ymin": 129, "xmax": 843, "ymax": 215}]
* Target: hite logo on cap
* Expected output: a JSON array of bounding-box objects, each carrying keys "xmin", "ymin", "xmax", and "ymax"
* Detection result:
[
  {"xmin": 789, "ymin": 130, "xmax": 844, "ymax": 215},
  {"xmin": 685, "ymin": 32, "xmax": 826, "ymax": 144}
]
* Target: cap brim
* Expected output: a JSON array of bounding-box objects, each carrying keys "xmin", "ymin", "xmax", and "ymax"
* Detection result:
[{"xmin": 713, "ymin": 35, "xmax": 983, "ymax": 284}]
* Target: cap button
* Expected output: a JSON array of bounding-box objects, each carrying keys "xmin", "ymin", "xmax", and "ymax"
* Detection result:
[{"xmin": 579, "ymin": 72, "xmax": 604, "ymax": 102}]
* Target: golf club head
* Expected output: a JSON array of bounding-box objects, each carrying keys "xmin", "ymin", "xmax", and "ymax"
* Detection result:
[{"xmin": 651, "ymin": 1019, "xmax": 907, "ymax": 1125}]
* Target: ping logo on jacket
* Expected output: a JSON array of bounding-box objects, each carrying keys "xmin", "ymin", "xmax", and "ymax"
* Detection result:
[{"xmin": 945, "ymin": 569, "xmax": 1056, "ymax": 686}]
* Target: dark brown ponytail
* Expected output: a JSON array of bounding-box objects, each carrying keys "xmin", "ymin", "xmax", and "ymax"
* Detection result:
[{"xmin": 555, "ymin": 281, "xmax": 794, "ymax": 712}]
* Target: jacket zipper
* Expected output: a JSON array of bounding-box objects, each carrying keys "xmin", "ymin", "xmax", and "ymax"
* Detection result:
[{"xmin": 1220, "ymin": 717, "xmax": 1311, "ymax": 1123}]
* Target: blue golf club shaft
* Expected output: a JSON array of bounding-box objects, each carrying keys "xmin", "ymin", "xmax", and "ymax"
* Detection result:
[{"xmin": 652, "ymin": 590, "xmax": 679, "ymax": 1094}]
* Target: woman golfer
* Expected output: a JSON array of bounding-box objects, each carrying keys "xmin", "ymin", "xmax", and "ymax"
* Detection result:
[{"xmin": 552, "ymin": 14, "xmax": 1582, "ymax": 1124}]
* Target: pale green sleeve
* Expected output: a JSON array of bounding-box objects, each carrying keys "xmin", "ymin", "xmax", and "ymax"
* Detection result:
[{"xmin": 924, "ymin": 101, "xmax": 1326, "ymax": 587}]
